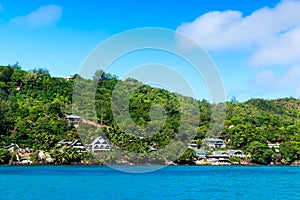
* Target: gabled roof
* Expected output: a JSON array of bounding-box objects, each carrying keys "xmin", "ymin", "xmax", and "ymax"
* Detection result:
[
  {"xmin": 205, "ymin": 138, "xmax": 224, "ymax": 142},
  {"xmin": 58, "ymin": 139, "xmax": 86, "ymax": 149},
  {"xmin": 58, "ymin": 139, "xmax": 66, "ymax": 144},
  {"xmin": 187, "ymin": 143, "xmax": 198, "ymax": 148},
  {"xmin": 71, "ymin": 139, "xmax": 84, "ymax": 147},
  {"xmin": 6, "ymin": 143, "xmax": 19, "ymax": 149},
  {"xmin": 89, "ymin": 136, "xmax": 112, "ymax": 151},
  {"xmin": 57, "ymin": 139, "xmax": 72, "ymax": 145},
  {"xmin": 195, "ymin": 149, "xmax": 206, "ymax": 155},
  {"xmin": 226, "ymin": 150, "xmax": 244, "ymax": 155},
  {"xmin": 65, "ymin": 115, "xmax": 81, "ymax": 119},
  {"xmin": 212, "ymin": 151, "xmax": 228, "ymax": 155},
  {"xmin": 90, "ymin": 136, "xmax": 108, "ymax": 146}
]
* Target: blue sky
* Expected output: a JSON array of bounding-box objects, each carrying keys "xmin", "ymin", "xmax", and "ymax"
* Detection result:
[{"xmin": 1, "ymin": 0, "xmax": 300, "ymax": 101}]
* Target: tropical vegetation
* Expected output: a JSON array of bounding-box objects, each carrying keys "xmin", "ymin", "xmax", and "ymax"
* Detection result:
[{"xmin": 0, "ymin": 64, "xmax": 300, "ymax": 165}]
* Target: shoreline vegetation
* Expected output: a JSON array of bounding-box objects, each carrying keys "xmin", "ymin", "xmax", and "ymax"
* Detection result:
[
  {"xmin": 1, "ymin": 64, "xmax": 300, "ymax": 166},
  {"xmin": 4, "ymin": 160, "xmax": 300, "ymax": 166}
]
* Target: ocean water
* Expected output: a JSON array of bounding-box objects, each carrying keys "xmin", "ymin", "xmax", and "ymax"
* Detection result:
[{"xmin": 0, "ymin": 165, "xmax": 299, "ymax": 200}]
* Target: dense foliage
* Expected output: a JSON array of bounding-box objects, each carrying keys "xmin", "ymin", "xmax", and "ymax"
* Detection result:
[{"xmin": 0, "ymin": 65, "xmax": 300, "ymax": 165}]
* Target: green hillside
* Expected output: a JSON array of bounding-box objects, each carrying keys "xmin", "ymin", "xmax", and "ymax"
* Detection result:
[{"xmin": 0, "ymin": 65, "xmax": 300, "ymax": 165}]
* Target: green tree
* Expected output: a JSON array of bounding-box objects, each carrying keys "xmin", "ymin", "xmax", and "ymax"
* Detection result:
[
  {"xmin": 279, "ymin": 141, "xmax": 300, "ymax": 164},
  {"xmin": 0, "ymin": 148, "xmax": 11, "ymax": 164},
  {"xmin": 177, "ymin": 148, "xmax": 196, "ymax": 164},
  {"xmin": 247, "ymin": 141, "xmax": 273, "ymax": 165}
]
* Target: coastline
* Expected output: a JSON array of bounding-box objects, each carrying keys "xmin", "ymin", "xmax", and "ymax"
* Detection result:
[{"xmin": 3, "ymin": 160, "xmax": 299, "ymax": 167}]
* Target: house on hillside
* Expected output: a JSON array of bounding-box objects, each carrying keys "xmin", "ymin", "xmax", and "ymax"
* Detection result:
[
  {"xmin": 207, "ymin": 151, "xmax": 230, "ymax": 162},
  {"xmin": 19, "ymin": 147, "xmax": 32, "ymax": 154},
  {"xmin": 268, "ymin": 143, "xmax": 280, "ymax": 148},
  {"xmin": 57, "ymin": 139, "xmax": 86, "ymax": 152},
  {"xmin": 187, "ymin": 143, "xmax": 198, "ymax": 149},
  {"xmin": 6, "ymin": 143, "xmax": 31, "ymax": 154},
  {"xmin": 89, "ymin": 136, "xmax": 112, "ymax": 152},
  {"xmin": 64, "ymin": 76, "xmax": 73, "ymax": 81},
  {"xmin": 5, "ymin": 143, "xmax": 21, "ymax": 162},
  {"xmin": 205, "ymin": 138, "xmax": 226, "ymax": 148},
  {"xmin": 57, "ymin": 139, "xmax": 73, "ymax": 146},
  {"xmin": 226, "ymin": 150, "xmax": 245, "ymax": 157},
  {"xmin": 268, "ymin": 143, "xmax": 280, "ymax": 152},
  {"xmin": 195, "ymin": 149, "xmax": 207, "ymax": 159},
  {"xmin": 71, "ymin": 140, "xmax": 86, "ymax": 152},
  {"xmin": 5, "ymin": 143, "xmax": 19, "ymax": 153},
  {"xmin": 65, "ymin": 114, "xmax": 82, "ymax": 126}
]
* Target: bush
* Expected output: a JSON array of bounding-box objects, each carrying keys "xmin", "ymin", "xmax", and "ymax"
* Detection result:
[
  {"xmin": 247, "ymin": 141, "xmax": 273, "ymax": 165},
  {"xmin": 0, "ymin": 149, "xmax": 11, "ymax": 164},
  {"xmin": 279, "ymin": 141, "xmax": 300, "ymax": 164}
]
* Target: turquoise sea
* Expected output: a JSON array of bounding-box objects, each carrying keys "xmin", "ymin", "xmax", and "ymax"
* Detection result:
[{"xmin": 0, "ymin": 166, "xmax": 299, "ymax": 200}]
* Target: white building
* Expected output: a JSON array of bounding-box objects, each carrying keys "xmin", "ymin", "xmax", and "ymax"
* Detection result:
[
  {"xmin": 65, "ymin": 115, "xmax": 82, "ymax": 126},
  {"xmin": 89, "ymin": 136, "xmax": 112, "ymax": 152},
  {"xmin": 205, "ymin": 138, "xmax": 226, "ymax": 148}
]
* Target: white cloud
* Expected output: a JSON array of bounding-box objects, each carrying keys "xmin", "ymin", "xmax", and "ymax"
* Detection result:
[
  {"xmin": 250, "ymin": 27, "xmax": 300, "ymax": 66},
  {"xmin": 254, "ymin": 65, "xmax": 300, "ymax": 97},
  {"xmin": 255, "ymin": 65, "xmax": 300, "ymax": 87},
  {"xmin": 10, "ymin": 5, "xmax": 62, "ymax": 28},
  {"xmin": 176, "ymin": 0, "xmax": 300, "ymax": 67}
]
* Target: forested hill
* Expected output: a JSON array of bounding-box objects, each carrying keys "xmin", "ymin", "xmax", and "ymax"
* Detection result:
[{"xmin": 0, "ymin": 64, "xmax": 300, "ymax": 165}]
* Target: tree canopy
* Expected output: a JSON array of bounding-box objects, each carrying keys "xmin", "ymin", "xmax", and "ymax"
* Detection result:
[{"xmin": 1, "ymin": 65, "xmax": 300, "ymax": 165}]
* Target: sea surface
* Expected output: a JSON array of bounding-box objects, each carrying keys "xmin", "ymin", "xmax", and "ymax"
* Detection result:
[{"xmin": 0, "ymin": 165, "xmax": 299, "ymax": 200}]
